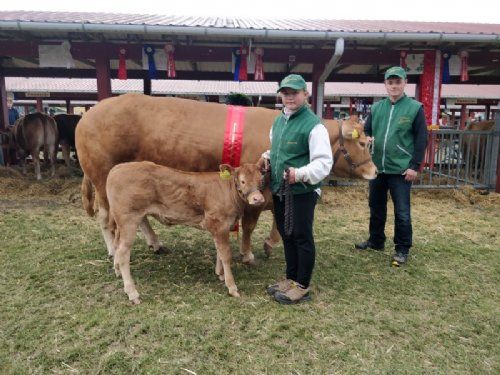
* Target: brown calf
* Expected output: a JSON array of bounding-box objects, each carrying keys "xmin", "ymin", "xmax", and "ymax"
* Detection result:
[{"xmin": 106, "ymin": 161, "xmax": 266, "ymax": 304}]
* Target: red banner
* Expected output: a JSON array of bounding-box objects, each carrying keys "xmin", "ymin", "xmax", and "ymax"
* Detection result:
[
  {"xmin": 238, "ymin": 47, "xmax": 248, "ymax": 81},
  {"xmin": 165, "ymin": 43, "xmax": 176, "ymax": 78},
  {"xmin": 254, "ymin": 48, "xmax": 265, "ymax": 81},
  {"xmin": 118, "ymin": 47, "xmax": 127, "ymax": 80},
  {"xmin": 418, "ymin": 50, "xmax": 442, "ymax": 126},
  {"xmin": 460, "ymin": 51, "xmax": 469, "ymax": 82},
  {"xmin": 222, "ymin": 105, "xmax": 247, "ymax": 167}
]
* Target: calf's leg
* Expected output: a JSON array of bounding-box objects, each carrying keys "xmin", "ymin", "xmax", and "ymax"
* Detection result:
[
  {"xmin": 139, "ymin": 217, "xmax": 170, "ymax": 254},
  {"xmin": 213, "ymin": 230, "xmax": 240, "ymax": 298},
  {"xmin": 114, "ymin": 223, "xmax": 140, "ymax": 304},
  {"xmin": 97, "ymin": 205, "xmax": 116, "ymax": 257}
]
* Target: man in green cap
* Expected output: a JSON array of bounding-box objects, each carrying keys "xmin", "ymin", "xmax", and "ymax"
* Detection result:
[
  {"xmin": 259, "ymin": 74, "xmax": 333, "ymax": 304},
  {"xmin": 355, "ymin": 66, "xmax": 428, "ymax": 266}
]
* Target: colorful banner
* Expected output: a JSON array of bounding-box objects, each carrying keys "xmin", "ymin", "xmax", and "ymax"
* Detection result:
[
  {"xmin": 118, "ymin": 47, "xmax": 127, "ymax": 80},
  {"xmin": 164, "ymin": 43, "xmax": 176, "ymax": 78},
  {"xmin": 418, "ymin": 50, "xmax": 442, "ymax": 126}
]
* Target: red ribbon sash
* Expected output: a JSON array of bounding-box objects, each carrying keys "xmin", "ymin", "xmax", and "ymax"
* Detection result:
[{"xmin": 222, "ymin": 105, "xmax": 246, "ymax": 167}]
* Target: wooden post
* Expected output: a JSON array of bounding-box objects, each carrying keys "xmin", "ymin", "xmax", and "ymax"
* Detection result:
[
  {"xmin": 144, "ymin": 77, "xmax": 152, "ymax": 96},
  {"xmin": 36, "ymin": 98, "xmax": 43, "ymax": 112},
  {"xmin": 311, "ymin": 64, "xmax": 322, "ymax": 117},
  {"xmin": 66, "ymin": 99, "xmax": 72, "ymax": 114},
  {"xmin": 95, "ymin": 56, "xmax": 112, "ymax": 101},
  {"xmin": 0, "ymin": 74, "xmax": 7, "ymax": 130},
  {"xmin": 459, "ymin": 105, "xmax": 467, "ymax": 130}
]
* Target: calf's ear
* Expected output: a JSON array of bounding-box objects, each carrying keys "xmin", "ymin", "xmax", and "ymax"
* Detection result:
[{"xmin": 219, "ymin": 164, "xmax": 235, "ymax": 174}]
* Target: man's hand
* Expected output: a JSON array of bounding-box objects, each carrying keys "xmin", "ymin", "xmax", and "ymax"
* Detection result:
[
  {"xmin": 403, "ymin": 168, "xmax": 418, "ymax": 182},
  {"xmin": 284, "ymin": 167, "xmax": 297, "ymax": 184},
  {"xmin": 257, "ymin": 156, "xmax": 270, "ymax": 172}
]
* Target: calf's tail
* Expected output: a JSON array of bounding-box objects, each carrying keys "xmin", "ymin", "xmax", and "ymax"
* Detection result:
[{"xmin": 81, "ymin": 173, "xmax": 95, "ymax": 217}]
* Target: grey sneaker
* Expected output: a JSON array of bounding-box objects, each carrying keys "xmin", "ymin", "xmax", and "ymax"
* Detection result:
[
  {"xmin": 266, "ymin": 279, "xmax": 294, "ymax": 296},
  {"xmin": 274, "ymin": 282, "xmax": 312, "ymax": 305},
  {"xmin": 391, "ymin": 252, "xmax": 408, "ymax": 267},
  {"xmin": 355, "ymin": 240, "xmax": 384, "ymax": 251}
]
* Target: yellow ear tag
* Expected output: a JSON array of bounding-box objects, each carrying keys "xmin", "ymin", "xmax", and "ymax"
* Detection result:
[
  {"xmin": 219, "ymin": 170, "xmax": 231, "ymax": 179},
  {"xmin": 352, "ymin": 129, "xmax": 360, "ymax": 139}
]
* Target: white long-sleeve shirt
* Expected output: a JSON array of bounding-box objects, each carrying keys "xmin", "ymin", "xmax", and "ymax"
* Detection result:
[{"xmin": 262, "ymin": 108, "xmax": 333, "ymax": 194}]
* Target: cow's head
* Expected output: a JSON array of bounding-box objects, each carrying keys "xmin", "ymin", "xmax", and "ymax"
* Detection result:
[
  {"xmin": 219, "ymin": 163, "xmax": 266, "ymax": 206},
  {"xmin": 325, "ymin": 117, "xmax": 377, "ymax": 180}
]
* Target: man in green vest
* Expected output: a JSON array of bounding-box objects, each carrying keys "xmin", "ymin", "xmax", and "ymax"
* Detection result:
[
  {"xmin": 355, "ymin": 66, "xmax": 428, "ymax": 266},
  {"xmin": 260, "ymin": 74, "xmax": 333, "ymax": 304}
]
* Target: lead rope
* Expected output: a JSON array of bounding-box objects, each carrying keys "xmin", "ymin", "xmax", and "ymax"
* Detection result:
[{"xmin": 278, "ymin": 168, "xmax": 293, "ymax": 237}]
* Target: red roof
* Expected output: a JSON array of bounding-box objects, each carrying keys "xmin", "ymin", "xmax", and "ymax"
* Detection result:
[{"xmin": 1, "ymin": 10, "xmax": 499, "ymax": 35}]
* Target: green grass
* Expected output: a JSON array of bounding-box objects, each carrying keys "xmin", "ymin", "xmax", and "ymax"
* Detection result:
[{"xmin": 0, "ymin": 177, "xmax": 499, "ymax": 374}]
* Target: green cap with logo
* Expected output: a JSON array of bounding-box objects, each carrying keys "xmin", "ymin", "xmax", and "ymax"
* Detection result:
[
  {"xmin": 384, "ymin": 66, "xmax": 407, "ymax": 80},
  {"xmin": 277, "ymin": 74, "xmax": 307, "ymax": 92}
]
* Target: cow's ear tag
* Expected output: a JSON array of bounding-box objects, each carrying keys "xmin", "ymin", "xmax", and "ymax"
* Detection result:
[
  {"xmin": 220, "ymin": 170, "xmax": 231, "ymax": 179},
  {"xmin": 352, "ymin": 129, "xmax": 359, "ymax": 139}
]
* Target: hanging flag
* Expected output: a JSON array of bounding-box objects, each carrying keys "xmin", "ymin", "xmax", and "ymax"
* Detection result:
[
  {"xmin": 232, "ymin": 48, "xmax": 241, "ymax": 81},
  {"xmin": 254, "ymin": 48, "xmax": 265, "ymax": 81},
  {"xmin": 164, "ymin": 43, "xmax": 176, "ymax": 78},
  {"xmin": 400, "ymin": 51, "xmax": 408, "ymax": 69},
  {"xmin": 442, "ymin": 53, "xmax": 451, "ymax": 83},
  {"xmin": 144, "ymin": 45, "xmax": 157, "ymax": 79},
  {"xmin": 238, "ymin": 46, "xmax": 248, "ymax": 81},
  {"xmin": 460, "ymin": 50, "xmax": 469, "ymax": 82},
  {"xmin": 118, "ymin": 46, "xmax": 127, "ymax": 80}
]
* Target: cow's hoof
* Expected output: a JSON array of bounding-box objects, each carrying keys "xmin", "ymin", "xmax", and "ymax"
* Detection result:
[
  {"xmin": 242, "ymin": 257, "xmax": 257, "ymax": 267},
  {"xmin": 229, "ymin": 289, "xmax": 240, "ymax": 298},
  {"xmin": 218, "ymin": 274, "xmax": 225, "ymax": 281},
  {"xmin": 263, "ymin": 239, "xmax": 273, "ymax": 257},
  {"xmin": 131, "ymin": 298, "xmax": 141, "ymax": 305},
  {"xmin": 150, "ymin": 246, "xmax": 171, "ymax": 255}
]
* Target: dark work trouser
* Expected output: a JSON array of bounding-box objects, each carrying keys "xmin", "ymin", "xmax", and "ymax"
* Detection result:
[
  {"xmin": 368, "ymin": 173, "xmax": 412, "ymax": 255},
  {"xmin": 273, "ymin": 191, "xmax": 318, "ymax": 288}
]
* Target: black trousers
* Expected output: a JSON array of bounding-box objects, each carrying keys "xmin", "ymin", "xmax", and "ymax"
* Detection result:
[
  {"xmin": 273, "ymin": 191, "xmax": 318, "ymax": 288},
  {"xmin": 368, "ymin": 173, "xmax": 413, "ymax": 255}
]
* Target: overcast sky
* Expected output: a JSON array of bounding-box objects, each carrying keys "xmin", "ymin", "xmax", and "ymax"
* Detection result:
[{"xmin": 2, "ymin": 0, "xmax": 499, "ymax": 24}]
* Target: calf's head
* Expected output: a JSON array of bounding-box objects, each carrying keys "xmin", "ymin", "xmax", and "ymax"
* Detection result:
[{"xmin": 219, "ymin": 163, "xmax": 266, "ymax": 206}]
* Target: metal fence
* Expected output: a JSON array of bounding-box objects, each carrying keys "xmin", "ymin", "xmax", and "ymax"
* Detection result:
[{"xmin": 413, "ymin": 118, "xmax": 499, "ymax": 189}]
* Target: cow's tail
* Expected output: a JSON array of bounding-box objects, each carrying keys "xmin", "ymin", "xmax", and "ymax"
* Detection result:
[{"xmin": 81, "ymin": 173, "xmax": 95, "ymax": 217}]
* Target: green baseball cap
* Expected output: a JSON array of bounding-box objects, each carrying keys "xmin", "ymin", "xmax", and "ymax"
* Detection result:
[
  {"xmin": 277, "ymin": 74, "xmax": 307, "ymax": 92},
  {"xmin": 384, "ymin": 66, "xmax": 407, "ymax": 80}
]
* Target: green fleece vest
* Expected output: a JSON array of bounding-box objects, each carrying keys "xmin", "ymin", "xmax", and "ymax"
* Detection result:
[
  {"xmin": 371, "ymin": 95, "xmax": 422, "ymax": 174},
  {"xmin": 270, "ymin": 105, "xmax": 320, "ymax": 194}
]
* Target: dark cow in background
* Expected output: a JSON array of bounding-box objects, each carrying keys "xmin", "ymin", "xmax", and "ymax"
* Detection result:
[
  {"xmin": 53, "ymin": 114, "xmax": 81, "ymax": 171},
  {"xmin": 463, "ymin": 120, "xmax": 495, "ymax": 177},
  {"xmin": 11, "ymin": 112, "xmax": 58, "ymax": 180}
]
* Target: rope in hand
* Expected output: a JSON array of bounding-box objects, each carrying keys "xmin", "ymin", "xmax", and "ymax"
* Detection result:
[{"xmin": 278, "ymin": 168, "xmax": 293, "ymax": 238}]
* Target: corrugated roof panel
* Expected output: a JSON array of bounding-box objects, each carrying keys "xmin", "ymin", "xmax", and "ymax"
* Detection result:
[
  {"xmin": 5, "ymin": 77, "xmax": 500, "ymax": 99},
  {"xmin": 1, "ymin": 10, "xmax": 498, "ymax": 34}
]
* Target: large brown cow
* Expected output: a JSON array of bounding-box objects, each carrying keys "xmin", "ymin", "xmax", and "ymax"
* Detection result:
[
  {"xmin": 11, "ymin": 112, "xmax": 58, "ymax": 180},
  {"xmin": 107, "ymin": 162, "xmax": 266, "ymax": 303},
  {"xmin": 76, "ymin": 93, "xmax": 376, "ymax": 262}
]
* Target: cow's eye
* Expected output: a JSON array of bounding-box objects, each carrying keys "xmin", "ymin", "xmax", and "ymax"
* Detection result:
[{"xmin": 240, "ymin": 180, "xmax": 245, "ymax": 185}]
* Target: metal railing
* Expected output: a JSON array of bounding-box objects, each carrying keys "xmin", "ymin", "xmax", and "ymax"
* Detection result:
[{"xmin": 414, "ymin": 118, "xmax": 499, "ymax": 189}]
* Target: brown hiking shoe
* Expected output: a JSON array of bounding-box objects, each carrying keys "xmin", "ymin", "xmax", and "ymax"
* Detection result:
[
  {"xmin": 274, "ymin": 282, "xmax": 311, "ymax": 305},
  {"xmin": 266, "ymin": 279, "xmax": 294, "ymax": 296}
]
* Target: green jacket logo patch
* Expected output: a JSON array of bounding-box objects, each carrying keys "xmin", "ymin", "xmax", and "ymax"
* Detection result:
[{"xmin": 398, "ymin": 116, "xmax": 412, "ymax": 125}]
